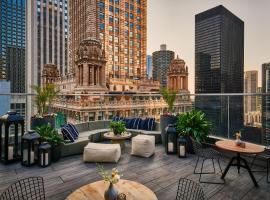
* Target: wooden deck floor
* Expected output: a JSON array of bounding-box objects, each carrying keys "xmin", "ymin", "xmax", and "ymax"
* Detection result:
[{"xmin": 0, "ymin": 144, "xmax": 269, "ymax": 200}]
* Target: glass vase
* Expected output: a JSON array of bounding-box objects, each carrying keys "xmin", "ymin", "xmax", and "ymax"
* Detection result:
[{"xmin": 104, "ymin": 182, "xmax": 118, "ymax": 200}]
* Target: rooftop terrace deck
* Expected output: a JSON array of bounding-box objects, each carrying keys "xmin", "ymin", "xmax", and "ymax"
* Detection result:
[{"xmin": 0, "ymin": 144, "xmax": 269, "ymax": 200}]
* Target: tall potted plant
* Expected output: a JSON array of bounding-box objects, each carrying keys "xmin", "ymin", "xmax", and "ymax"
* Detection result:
[
  {"xmin": 160, "ymin": 87, "xmax": 177, "ymax": 145},
  {"xmin": 176, "ymin": 109, "xmax": 211, "ymax": 153},
  {"xmin": 36, "ymin": 124, "xmax": 64, "ymax": 162},
  {"xmin": 31, "ymin": 84, "xmax": 59, "ymax": 129}
]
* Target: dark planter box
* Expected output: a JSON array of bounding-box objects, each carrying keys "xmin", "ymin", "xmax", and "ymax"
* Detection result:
[
  {"xmin": 31, "ymin": 116, "xmax": 56, "ymax": 130},
  {"xmin": 160, "ymin": 115, "xmax": 177, "ymax": 146},
  {"xmin": 51, "ymin": 145, "xmax": 62, "ymax": 162}
]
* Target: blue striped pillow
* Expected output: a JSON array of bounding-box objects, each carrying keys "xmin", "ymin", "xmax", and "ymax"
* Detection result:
[
  {"xmin": 67, "ymin": 123, "xmax": 79, "ymax": 139},
  {"xmin": 147, "ymin": 118, "xmax": 155, "ymax": 131},
  {"xmin": 61, "ymin": 126, "xmax": 75, "ymax": 143}
]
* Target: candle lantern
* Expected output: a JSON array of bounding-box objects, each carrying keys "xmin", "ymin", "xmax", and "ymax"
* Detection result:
[
  {"xmin": 38, "ymin": 142, "xmax": 51, "ymax": 168},
  {"xmin": 178, "ymin": 136, "xmax": 187, "ymax": 158},
  {"xmin": 21, "ymin": 130, "xmax": 40, "ymax": 167},
  {"xmin": 165, "ymin": 124, "xmax": 177, "ymax": 154},
  {"xmin": 0, "ymin": 111, "xmax": 24, "ymax": 164}
]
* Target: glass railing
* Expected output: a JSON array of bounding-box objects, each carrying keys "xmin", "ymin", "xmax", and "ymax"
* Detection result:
[{"xmin": 0, "ymin": 93, "xmax": 269, "ymax": 146}]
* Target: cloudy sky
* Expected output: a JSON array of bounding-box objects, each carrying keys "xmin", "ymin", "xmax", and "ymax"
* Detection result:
[{"xmin": 147, "ymin": 0, "xmax": 270, "ymax": 93}]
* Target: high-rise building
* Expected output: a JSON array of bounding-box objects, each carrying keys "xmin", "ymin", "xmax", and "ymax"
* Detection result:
[
  {"xmin": 195, "ymin": 5, "xmax": 244, "ymax": 138},
  {"xmin": 147, "ymin": 55, "xmax": 152, "ymax": 79},
  {"xmin": 26, "ymin": 0, "xmax": 69, "ymax": 88},
  {"xmin": 69, "ymin": 0, "xmax": 147, "ymax": 81},
  {"xmin": 152, "ymin": 44, "xmax": 175, "ymax": 87},
  {"xmin": 262, "ymin": 63, "xmax": 270, "ymax": 144},
  {"xmin": 244, "ymin": 70, "xmax": 258, "ymax": 113},
  {"xmin": 0, "ymin": 0, "xmax": 26, "ymax": 93}
]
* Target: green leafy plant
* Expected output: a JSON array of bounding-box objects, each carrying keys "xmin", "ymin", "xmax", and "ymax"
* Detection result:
[
  {"xmin": 32, "ymin": 84, "xmax": 59, "ymax": 117},
  {"xmin": 35, "ymin": 124, "xmax": 64, "ymax": 146},
  {"xmin": 160, "ymin": 87, "xmax": 177, "ymax": 114},
  {"xmin": 109, "ymin": 121, "xmax": 126, "ymax": 135},
  {"xmin": 176, "ymin": 109, "xmax": 212, "ymax": 143}
]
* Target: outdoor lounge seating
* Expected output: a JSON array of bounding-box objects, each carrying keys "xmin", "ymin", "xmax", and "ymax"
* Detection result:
[
  {"xmin": 175, "ymin": 178, "xmax": 205, "ymax": 200},
  {"xmin": 83, "ymin": 142, "xmax": 121, "ymax": 163},
  {"xmin": 131, "ymin": 135, "xmax": 155, "ymax": 157}
]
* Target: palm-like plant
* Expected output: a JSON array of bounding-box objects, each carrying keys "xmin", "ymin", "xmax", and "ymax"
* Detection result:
[
  {"xmin": 176, "ymin": 109, "xmax": 212, "ymax": 143},
  {"xmin": 160, "ymin": 87, "xmax": 177, "ymax": 114},
  {"xmin": 32, "ymin": 84, "xmax": 59, "ymax": 117}
]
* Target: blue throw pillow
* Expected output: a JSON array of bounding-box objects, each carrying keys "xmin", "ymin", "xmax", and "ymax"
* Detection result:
[
  {"xmin": 127, "ymin": 118, "xmax": 135, "ymax": 129},
  {"xmin": 148, "ymin": 118, "xmax": 155, "ymax": 131},
  {"xmin": 61, "ymin": 126, "xmax": 75, "ymax": 143},
  {"xmin": 67, "ymin": 123, "xmax": 79, "ymax": 139},
  {"xmin": 139, "ymin": 119, "xmax": 147, "ymax": 130},
  {"xmin": 132, "ymin": 118, "xmax": 139, "ymax": 129}
]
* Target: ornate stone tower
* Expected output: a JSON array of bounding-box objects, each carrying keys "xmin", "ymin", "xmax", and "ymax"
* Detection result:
[
  {"xmin": 167, "ymin": 56, "xmax": 189, "ymax": 92},
  {"xmin": 74, "ymin": 38, "xmax": 108, "ymax": 93},
  {"xmin": 41, "ymin": 64, "xmax": 60, "ymax": 86}
]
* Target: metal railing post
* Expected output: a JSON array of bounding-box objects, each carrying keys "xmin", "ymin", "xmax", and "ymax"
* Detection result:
[{"xmin": 227, "ymin": 95, "xmax": 230, "ymax": 139}]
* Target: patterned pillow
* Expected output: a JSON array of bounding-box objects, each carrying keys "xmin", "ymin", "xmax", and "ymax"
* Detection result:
[
  {"xmin": 132, "ymin": 118, "xmax": 140, "ymax": 129},
  {"xmin": 61, "ymin": 126, "xmax": 75, "ymax": 143},
  {"xmin": 147, "ymin": 118, "xmax": 155, "ymax": 131},
  {"xmin": 67, "ymin": 123, "xmax": 79, "ymax": 139},
  {"xmin": 127, "ymin": 118, "xmax": 135, "ymax": 129},
  {"xmin": 139, "ymin": 119, "xmax": 148, "ymax": 130}
]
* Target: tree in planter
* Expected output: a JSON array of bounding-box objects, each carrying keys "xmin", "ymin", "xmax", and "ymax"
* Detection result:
[
  {"xmin": 160, "ymin": 87, "xmax": 177, "ymax": 114},
  {"xmin": 176, "ymin": 109, "xmax": 212, "ymax": 144},
  {"xmin": 109, "ymin": 121, "xmax": 126, "ymax": 135},
  {"xmin": 35, "ymin": 124, "xmax": 64, "ymax": 162}
]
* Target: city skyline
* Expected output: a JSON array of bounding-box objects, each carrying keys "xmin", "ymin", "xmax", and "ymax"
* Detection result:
[{"xmin": 148, "ymin": 0, "xmax": 270, "ymax": 93}]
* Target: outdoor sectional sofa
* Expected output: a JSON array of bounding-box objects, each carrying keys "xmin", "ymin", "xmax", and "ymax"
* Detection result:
[{"xmin": 61, "ymin": 119, "xmax": 161, "ymax": 157}]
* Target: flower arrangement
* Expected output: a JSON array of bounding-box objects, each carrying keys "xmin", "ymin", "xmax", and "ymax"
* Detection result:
[
  {"xmin": 97, "ymin": 165, "xmax": 122, "ymax": 184},
  {"xmin": 235, "ymin": 130, "xmax": 245, "ymax": 148}
]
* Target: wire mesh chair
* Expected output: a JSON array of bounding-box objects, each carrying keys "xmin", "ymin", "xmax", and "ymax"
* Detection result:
[
  {"xmin": 0, "ymin": 177, "xmax": 45, "ymax": 200},
  {"xmin": 192, "ymin": 138, "xmax": 224, "ymax": 184},
  {"xmin": 176, "ymin": 178, "xmax": 205, "ymax": 200}
]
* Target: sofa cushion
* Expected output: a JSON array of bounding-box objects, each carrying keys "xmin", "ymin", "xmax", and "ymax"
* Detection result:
[
  {"xmin": 132, "ymin": 118, "xmax": 141, "ymax": 129},
  {"xmin": 147, "ymin": 118, "xmax": 155, "ymax": 131},
  {"xmin": 67, "ymin": 123, "xmax": 79, "ymax": 139},
  {"xmin": 139, "ymin": 119, "xmax": 148, "ymax": 130},
  {"xmin": 83, "ymin": 143, "xmax": 121, "ymax": 163},
  {"xmin": 61, "ymin": 126, "xmax": 75, "ymax": 143}
]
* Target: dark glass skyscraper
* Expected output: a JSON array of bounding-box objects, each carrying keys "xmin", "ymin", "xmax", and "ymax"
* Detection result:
[
  {"xmin": 262, "ymin": 63, "xmax": 270, "ymax": 145},
  {"xmin": 0, "ymin": 0, "xmax": 26, "ymax": 93},
  {"xmin": 195, "ymin": 5, "xmax": 244, "ymax": 137}
]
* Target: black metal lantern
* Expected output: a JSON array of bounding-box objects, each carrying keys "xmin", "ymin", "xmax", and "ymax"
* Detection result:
[
  {"xmin": 165, "ymin": 124, "xmax": 177, "ymax": 154},
  {"xmin": 38, "ymin": 142, "xmax": 52, "ymax": 168},
  {"xmin": 0, "ymin": 111, "xmax": 24, "ymax": 164},
  {"xmin": 21, "ymin": 130, "xmax": 40, "ymax": 167},
  {"xmin": 178, "ymin": 136, "xmax": 187, "ymax": 158}
]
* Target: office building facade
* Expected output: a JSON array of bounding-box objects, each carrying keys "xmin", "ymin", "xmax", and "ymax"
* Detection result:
[
  {"xmin": 0, "ymin": 0, "xmax": 26, "ymax": 93},
  {"xmin": 26, "ymin": 0, "xmax": 69, "ymax": 88},
  {"xmin": 152, "ymin": 44, "xmax": 175, "ymax": 87},
  {"xmin": 244, "ymin": 70, "xmax": 258, "ymax": 113},
  {"xmin": 195, "ymin": 5, "xmax": 244, "ymax": 138},
  {"xmin": 262, "ymin": 63, "xmax": 270, "ymax": 144},
  {"xmin": 147, "ymin": 55, "xmax": 152, "ymax": 79},
  {"xmin": 69, "ymin": 0, "xmax": 147, "ymax": 81}
]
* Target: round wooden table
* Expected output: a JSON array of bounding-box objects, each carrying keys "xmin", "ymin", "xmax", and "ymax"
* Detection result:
[
  {"xmin": 104, "ymin": 132, "xmax": 132, "ymax": 150},
  {"xmin": 216, "ymin": 140, "xmax": 265, "ymax": 187},
  {"xmin": 66, "ymin": 180, "xmax": 158, "ymax": 200}
]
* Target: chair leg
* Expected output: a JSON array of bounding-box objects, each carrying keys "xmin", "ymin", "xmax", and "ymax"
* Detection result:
[
  {"xmin": 217, "ymin": 158, "xmax": 223, "ymax": 174},
  {"xmin": 250, "ymin": 154, "xmax": 257, "ymax": 169},
  {"xmin": 199, "ymin": 158, "xmax": 205, "ymax": 183},
  {"xmin": 267, "ymin": 158, "xmax": 270, "ymax": 183},
  {"xmin": 194, "ymin": 156, "xmax": 200, "ymax": 174},
  {"xmin": 212, "ymin": 159, "xmax": 216, "ymax": 174}
]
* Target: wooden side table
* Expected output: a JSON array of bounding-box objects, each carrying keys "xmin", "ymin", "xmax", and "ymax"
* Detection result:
[
  {"xmin": 66, "ymin": 179, "xmax": 158, "ymax": 200},
  {"xmin": 104, "ymin": 132, "xmax": 132, "ymax": 150},
  {"xmin": 216, "ymin": 140, "xmax": 264, "ymax": 187}
]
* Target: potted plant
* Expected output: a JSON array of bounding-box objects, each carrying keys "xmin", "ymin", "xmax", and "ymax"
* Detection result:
[
  {"xmin": 109, "ymin": 121, "xmax": 126, "ymax": 135},
  {"xmin": 160, "ymin": 87, "xmax": 177, "ymax": 145},
  {"xmin": 31, "ymin": 84, "xmax": 59, "ymax": 129},
  {"xmin": 36, "ymin": 124, "xmax": 64, "ymax": 162},
  {"xmin": 176, "ymin": 109, "xmax": 211, "ymax": 153}
]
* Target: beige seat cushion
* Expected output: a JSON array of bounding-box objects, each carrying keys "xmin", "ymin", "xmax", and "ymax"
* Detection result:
[
  {"xmin": 131, "ymin": 135, "xmax": 155, "ymax": 158},
  {"xmin": 83, "ymin": 143, "xmax": 121, "ymax": 163}
]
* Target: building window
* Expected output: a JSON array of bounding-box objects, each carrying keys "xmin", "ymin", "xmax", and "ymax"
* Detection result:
[
  {"xmin": 115, "ymin": 7, "xmax": 119, "ymax": 14},
  {"xmin": 130, "ymin": 22, "xmax": 134, "ymax": 28},
  {"xmin": 137, "ymin": 8, "xmax": 141, "ymax": 13},
  {"xmin": 109, "ymin": 5, "xmax": 113, "ymax": 12},
  {"xmin": 99, "ymin": 2, "xmax": 105, "ymax": 8},
  {"xmin": 130, "ymin": 4, "xmax": 134, "ymax": 10},
  {"xmin": 125, "ymin": 2, "xmax": 129, "ymax": 9},
  {"xmin": 109, "ymin": 15, "xmax": 113, "ymax": 22},
  {"xmin": 130, "ymin": 13, "xmax": 133, "ymax": 19},
  {"xmin": 99, "ymin": 23, "xmax": 105, "ymax": 30},
  {"xmin": 114, "ymin": 56, "xmax": 119, "ymax": 62},
  {"xmin": 124, "ymin": 58, "xmax": 128, "ymax": 64}
]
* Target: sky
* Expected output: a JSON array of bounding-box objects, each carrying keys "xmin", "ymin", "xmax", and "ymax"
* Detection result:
[{"xmin": 147, "ymin": 0, "xmax": 270, "ymax": 93}]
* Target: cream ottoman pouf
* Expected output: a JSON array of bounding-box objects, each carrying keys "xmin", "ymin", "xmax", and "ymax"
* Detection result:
[
  {"xmin": 131, "ymin": 135, "xmax": 155, "ymax": 157},
  {"xmin": 83, "ymin": 143, "xmax": 121, "ymax": 163}
]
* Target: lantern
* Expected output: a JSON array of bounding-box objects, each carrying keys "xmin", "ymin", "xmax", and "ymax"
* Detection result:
[
  {"xmin": 0, "ymin": 111, "xmax": 24, "ymax": 164},
  {"xmin": 21, "ymin": 130, "xmax": 40, "ymax": 167},
  {"xmin": 38, "ymin": 142, "xmax": 51, "ymax": 168},
  {"xmin": 178, "ymin": 136, "xmax": 187, "ymax": 158},
  {"xmin": 165, "ymin": 124, "xmax": 177, "ymax": 154}
]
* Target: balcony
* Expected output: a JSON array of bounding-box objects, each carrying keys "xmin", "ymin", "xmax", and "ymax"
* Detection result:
[{"xmin": 0, "ymin": 93, "xmax": 269, "ymax": 199}]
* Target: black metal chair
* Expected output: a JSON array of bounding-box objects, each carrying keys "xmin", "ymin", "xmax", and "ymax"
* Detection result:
[
  {"xmin": 250, "ymin": 136, "xmax": 270, "ymax": 183},
  {"xmin": 0, "ymin": 177, "xmax": 45, "ymax": 200},
  {"xmin": 176, "ymin": 178, "xmax": 205, "ymax": 200},
  {"xmin": 192, "ymin": 138, "xmax": 224, "ymax": 184}
]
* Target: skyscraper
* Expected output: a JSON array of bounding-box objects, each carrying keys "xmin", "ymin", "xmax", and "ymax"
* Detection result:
[
  {"xmin": 69, "ymin": 0, "xmax": 147, "ymax": 81},
  {"xmin": 147, "ymin": 55, "xmax": 152, "ymax": 79},
  {"xmin": 26, "ymin": 0, "xmax": 69, "ymax": 88},
  {"xmin": 244, "ymin": 70, "xmax": 258, "ymax": 113},
  {"xmin": 152, "ymin": 44, "xmax": 175, "ymax": 87},
  {"xmin": 262, "ymin": 63, "xmax": 270, "ymax": 144},
  {"xmin": 195, "ymin": 5, "xmax": 244, "ymax": 137},
  {"xmin": 0, "ymin": 0, "xmax": 26, "ymax": 93}
]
